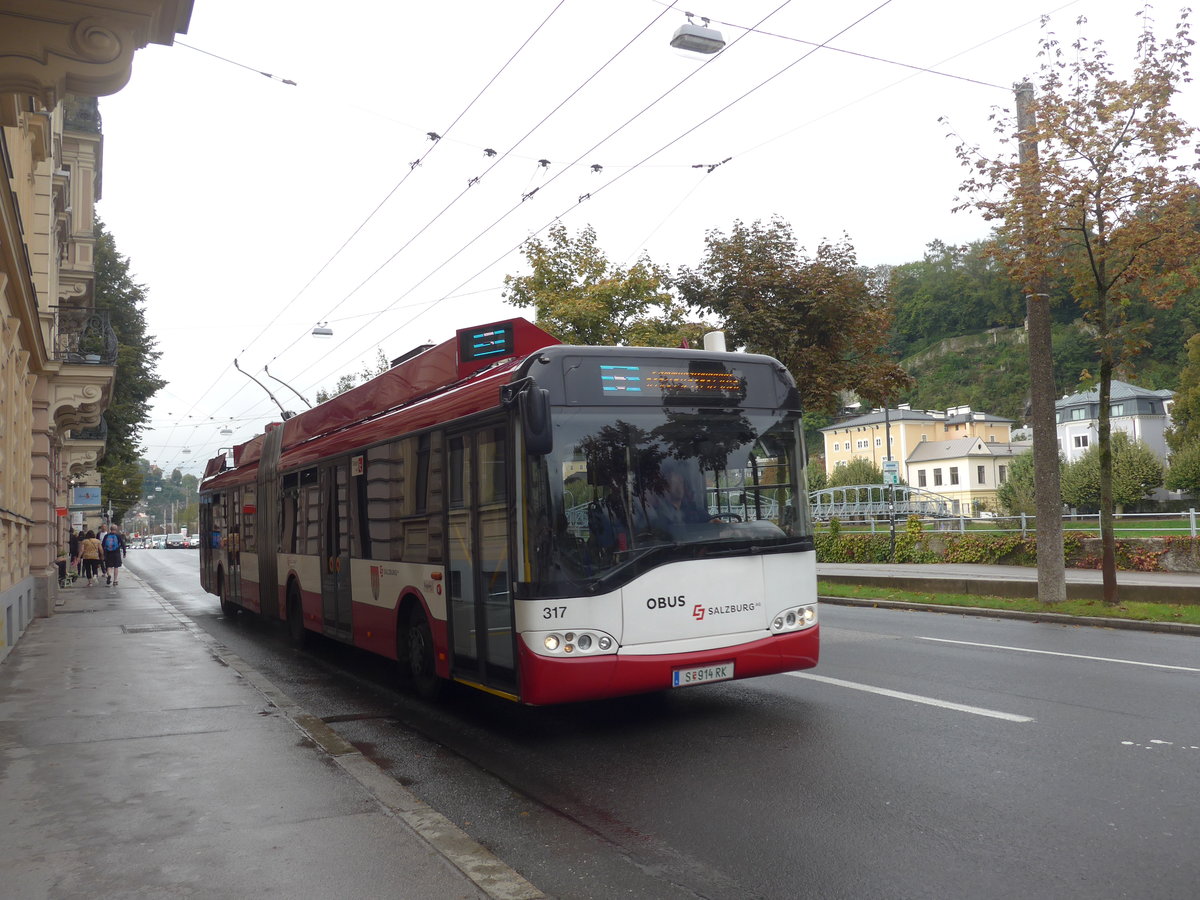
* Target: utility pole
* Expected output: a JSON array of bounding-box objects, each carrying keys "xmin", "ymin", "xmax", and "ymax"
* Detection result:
[
  {"xmin": 1016, "ymin": 82, "xmax": 1067, "ymax": 604},
  {"xmin": 884, "ymin": 404, "xmax": 896, "ymax": 561}
]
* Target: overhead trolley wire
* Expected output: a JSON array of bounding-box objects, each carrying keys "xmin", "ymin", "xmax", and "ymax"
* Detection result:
[
  {"xmin": 347, "ymin": 0, "xmax": 901, "ymax": 365},
  {"xmin": 287, "ymin": 0, "xmax": 862, "ymax": 396},
  {"xmin": 260, "ymin": 0, "xmax": 682, "ymax": 373},
  {"xmin": 166, "ymin": 1, "xmax": 576, "ymax": 449}
]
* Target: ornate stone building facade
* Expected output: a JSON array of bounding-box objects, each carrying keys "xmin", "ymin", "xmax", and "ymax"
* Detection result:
[{"xmin": 0, "ymin": 1, "xmax": 193, "ymax": 661}]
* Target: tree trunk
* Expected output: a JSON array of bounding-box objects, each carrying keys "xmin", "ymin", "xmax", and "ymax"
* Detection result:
[
  {"xmin": 1027, "ymin": 291, "xmax": 1068, "ymax": 604},
  {"xmin": 1016, "ymin": 83, "xmax": 1067, "ymax": 605}
]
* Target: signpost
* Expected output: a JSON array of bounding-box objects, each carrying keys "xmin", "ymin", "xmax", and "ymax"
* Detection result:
[{"xmin": 883, "ymin": 459, "xmax": 898, "ymax": 560}]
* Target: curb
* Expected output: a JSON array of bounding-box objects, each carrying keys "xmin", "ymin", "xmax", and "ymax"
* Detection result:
[
  {"xmin": 141, "ymin": 574, "xmax": 545, "ymax": 900},
  {"xmin": 819, "ymin": 593, "xmax": 1200, "ymax": 636}
]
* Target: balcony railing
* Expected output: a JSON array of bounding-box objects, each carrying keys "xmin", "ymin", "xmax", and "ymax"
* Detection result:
[
  {"xmin": 68, "ymin": 417, "xmax": 108, "ymax": 442},
  {"xmin": 50, "ymin": 306, "xmax": 118, "ymax": 365}
]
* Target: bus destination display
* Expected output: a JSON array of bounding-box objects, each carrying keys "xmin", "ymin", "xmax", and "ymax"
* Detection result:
[
  {"xmin": 459, "ymin": 322, "xmax": 514, "ymax": 363},
  {"xmin": 599, "ymin": 363, "xmax": 745, "ymax": 400}
]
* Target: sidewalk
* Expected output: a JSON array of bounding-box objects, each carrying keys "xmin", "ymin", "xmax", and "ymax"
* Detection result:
[
  {"xmin": 0, "ymin": 571, "xmax": 542, "ymax": 899},
  {"xmin": 817, "ymin": 562, "xmax": 1200, "ymax": 635}
]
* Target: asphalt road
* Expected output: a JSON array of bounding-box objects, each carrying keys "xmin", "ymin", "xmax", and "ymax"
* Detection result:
[{"xmin": 127, "ymin": 551, "xmax": 1200, "ymax": 900}]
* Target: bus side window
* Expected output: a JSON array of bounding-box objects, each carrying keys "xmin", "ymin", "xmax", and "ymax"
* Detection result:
[
  {"xmin": 243, "ymin": 482, "xmax": 256, "ymax": 552},
  {"xmin": 280, "ymin": 472, "xmax": 299, "ymax": 554},
  {"xmin": 299, "ymin": 467, "xmax": 320, "ymax": 555},
  {"xmin": 425, "ymin": 432, "xmax": 444, "ymax": 563}
]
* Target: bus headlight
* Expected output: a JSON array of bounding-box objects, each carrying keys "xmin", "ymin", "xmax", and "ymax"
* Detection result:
[
  {"xmin": 770, "ymin": 603, "xmax": 817, "ymax": 633},
  {"xmin": 532, "ymin": 630, "xmax": 617, "ymax": 656}
]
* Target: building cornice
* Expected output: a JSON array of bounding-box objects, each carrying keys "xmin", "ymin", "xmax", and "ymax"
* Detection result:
[{"xmin": 0, "ymin": 1, "xmax": 193, "ymax": 113}]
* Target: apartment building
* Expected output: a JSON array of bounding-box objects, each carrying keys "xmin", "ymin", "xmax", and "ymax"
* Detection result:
[
  {"xmin": 0, "ymin": 1, "xmax": 192, "ymax": 661},
  {"xmin": 1055, "ymin": 380, "xmax": 1174, "ymax": 464}
]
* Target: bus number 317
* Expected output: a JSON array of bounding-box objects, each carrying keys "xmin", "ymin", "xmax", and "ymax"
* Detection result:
[{"xmin": 543, "ymin": 606, "xmax": 567, "ymax": 619}]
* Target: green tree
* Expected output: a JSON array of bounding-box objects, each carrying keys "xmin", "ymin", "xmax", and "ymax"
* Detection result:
[
  {"xmin": 93, "ymin": 220, "xmax": 167, "ymax": 523},
  {"xmin": 995, "ymin": 451, "xmax": 1037, "ymax": 516},
  {"xmin": 1165, "ymin": 441, "xmax": 1200, "ymax": 494},
  {"xmin": 950, "ymin": 10, "xmax": 1200, "ymax": 602},
  {"xmin": 827, "ymin": 457, "xmax": 884, "ymax": 489},
  {"xmin": 504, "ymin": 222, "xmax": 703, "ymax": 347},
  {"xmin": 1061, "ymin": 432, "xmax": 1164, "ymax": 512},
  {"xmin": 675, "ymin": 218, "xmax": 910, "ymax": 414},
  {"xmin": 1166, "ymin": 332, "xmax": 1200, "ymax": 452}
]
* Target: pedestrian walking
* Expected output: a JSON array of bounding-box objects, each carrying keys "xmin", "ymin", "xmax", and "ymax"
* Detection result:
[
  {"xmin": 79, "ymin": 530, "xmax": 103, "ymax": 586},
  {"xmin": 102, "ymin": 526, "xmax": 126, "ymax": 585},
  {"xmin": 68, "ymin": 528, "xmax": 80, "ymax": 578}
]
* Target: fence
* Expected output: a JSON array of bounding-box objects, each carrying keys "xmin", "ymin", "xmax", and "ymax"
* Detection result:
[{"xmin": 823, "ymin": 509, "xmax": 1200, "ymax": 538}]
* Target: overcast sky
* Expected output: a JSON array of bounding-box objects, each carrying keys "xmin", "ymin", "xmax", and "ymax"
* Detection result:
[{"xmin": 94, "ymin": 0, "xmax": 1192, "ymax": 478}]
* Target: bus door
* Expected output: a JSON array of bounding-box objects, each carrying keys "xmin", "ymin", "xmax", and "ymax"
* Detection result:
[
  {"xmin": 445, "ymin": 423, "xmax": 516, "ymax": 691},
  {"xmin": 320, "ymin": 461, "xmax": 353, "ymax": 640},
  {"xmin": 226, "ymin": 488, "xmax": 241, "ymax": 606}
]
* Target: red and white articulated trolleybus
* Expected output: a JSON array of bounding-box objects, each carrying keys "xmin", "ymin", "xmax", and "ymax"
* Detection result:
[{"xmin": 199, "ymin": 318, "xmax": 818, "ymax": 705}]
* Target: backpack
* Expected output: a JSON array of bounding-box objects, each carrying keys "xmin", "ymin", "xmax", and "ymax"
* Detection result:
[{"xmin": 103, "ymin": 532, "xmax": 120, "ymax": 552}]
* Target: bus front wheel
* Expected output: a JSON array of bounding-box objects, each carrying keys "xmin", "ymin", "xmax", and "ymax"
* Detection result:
[{"xmin": 406, "ymin": 609, "xmax": 444, "ymax": 701}]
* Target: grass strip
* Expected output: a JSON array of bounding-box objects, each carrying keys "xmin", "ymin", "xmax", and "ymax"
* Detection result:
[{"xmin": 817, "ymin": 581, "xmax": 1200, "ymax": 626}]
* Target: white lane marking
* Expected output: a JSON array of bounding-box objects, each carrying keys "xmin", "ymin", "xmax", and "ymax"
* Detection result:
[
  {"xmin": 786, "ymin": 672, "xmax": 1035, "ymax": 722},
  {"xmin": 917, "ymin": 637, "xmax": 1200, "ymax": 673}
]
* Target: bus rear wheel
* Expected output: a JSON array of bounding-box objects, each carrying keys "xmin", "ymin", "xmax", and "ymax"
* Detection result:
[
  {"xmin": 406, "ymin": 608, "xmax": 445, "ymax": 701},
  {"xmin": 218, "ymin": 573, "xmax": 238, "ymax": 619},
  {"xmin": 287, "ymin": 585, "xmax": 308, "ymax": 649}
]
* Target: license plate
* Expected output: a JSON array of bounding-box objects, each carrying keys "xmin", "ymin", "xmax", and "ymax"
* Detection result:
[{"xmin": 672, "ymin": 661, "xmax": 734, "ymax": 688}]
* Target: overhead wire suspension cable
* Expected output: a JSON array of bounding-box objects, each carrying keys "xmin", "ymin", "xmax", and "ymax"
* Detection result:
[
  {"xmin": 284, "ymin": 2, "xmax": 796, "ymax": 396},
  {"xmin": 167, "ymin": 0, "xmax": 573, "ymax": 446},
  {"xmin": 350, "ymin": 0, "xmax": 901, "ymax": 363},
  {"xmin": 261, "ymin": 0, "xmax": 682, "ymax": 371}
]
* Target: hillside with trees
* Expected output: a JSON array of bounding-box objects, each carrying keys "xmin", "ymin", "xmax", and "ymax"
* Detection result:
[{"xmin": 887, "ymin": 236, "xmax": 1200, "ymax": 420}]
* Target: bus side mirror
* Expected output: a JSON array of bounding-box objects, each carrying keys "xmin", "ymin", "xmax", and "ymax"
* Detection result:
[{"xmin": 520, "ymin": 388, "xmax": 552, "ymax": 456}]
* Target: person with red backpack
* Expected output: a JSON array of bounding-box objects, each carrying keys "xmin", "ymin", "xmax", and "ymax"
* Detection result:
[{"xmin": 102, "ymin": 525, "xmax": 126, "ymax": 585}]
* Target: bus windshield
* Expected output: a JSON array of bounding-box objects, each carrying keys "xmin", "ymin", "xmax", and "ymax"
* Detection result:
[{"xmin": 524, "ymin": 405, "xmax": 810, "ymax": 597}]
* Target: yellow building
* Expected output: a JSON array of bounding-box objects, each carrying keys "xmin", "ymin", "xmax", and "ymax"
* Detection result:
[
  {"xmin": 0, "ymin": 1, "xmax": 192, "ymax": 660},
  {"xmin": 821, "ymin": 405, "xmax": 1014, "ymax": 476}
]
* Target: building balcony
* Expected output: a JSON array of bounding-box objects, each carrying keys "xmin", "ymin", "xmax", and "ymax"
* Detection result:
[{"xmin": 50, "ymin": 306, "xmax": 118, "ymax": 365}]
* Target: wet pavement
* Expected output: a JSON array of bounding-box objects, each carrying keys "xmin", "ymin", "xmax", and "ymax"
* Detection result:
[{"xmin": 0, "ymin": 570, "xmax": 541, "ymax": 899}]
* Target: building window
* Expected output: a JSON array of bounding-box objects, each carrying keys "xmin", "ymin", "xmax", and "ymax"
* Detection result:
[
  {"xmin": 875, "ymin": 437, "xmax": 882, "ymax": 447},
  {"xmin": 933, "ymin": 468, "xmax": 943, "ymax": 486},
  {"xmin": 949, "ymin": 467, "xmax": 959, "ymax": 485},
  {"xmin": 857, "ymin": 439, "xmax": 868, "ymax": 449},
  {"xmin": 999, "ymin": 465, "xmax": 1007, "ymax": 484},
  {"xmin": 1074, "ymin": 435, "xmax": 1089, "ymax": 448},
  {"xmin": 1110, "ymin": 403, "xmax": 1124, "ymax": 416},
  {"xmin": 977, "ymin": 465, "xmax": 986, "ymax": 484},
  {"xmin": 833, "ymin": 442, "xmax": 840, "ymax": 451},
  {"xmin": 1071, "ymin": 408, "xmax": 1088, "ymax": 420},
  {"xmin": 988, "ymin": 435, "xmax": 995, "ymax": 442},
  {"xmin": 918, "ymin": 470, "xmax": 927, "ymax": 487},
  {"xmin": 920, "ymin": 434, "xmax": 927, "ymax": 442}
]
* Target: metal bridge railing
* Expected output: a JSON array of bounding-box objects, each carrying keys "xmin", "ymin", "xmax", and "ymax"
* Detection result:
[{"xmin": 808, "ymin": 484, "xmax": 960, "ymax": 522}]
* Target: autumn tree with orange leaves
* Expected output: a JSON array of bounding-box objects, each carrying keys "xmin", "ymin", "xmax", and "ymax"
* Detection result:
[{"xmin": 950, "ymin": 9, "xmax": 1200, "ymax": 604}]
